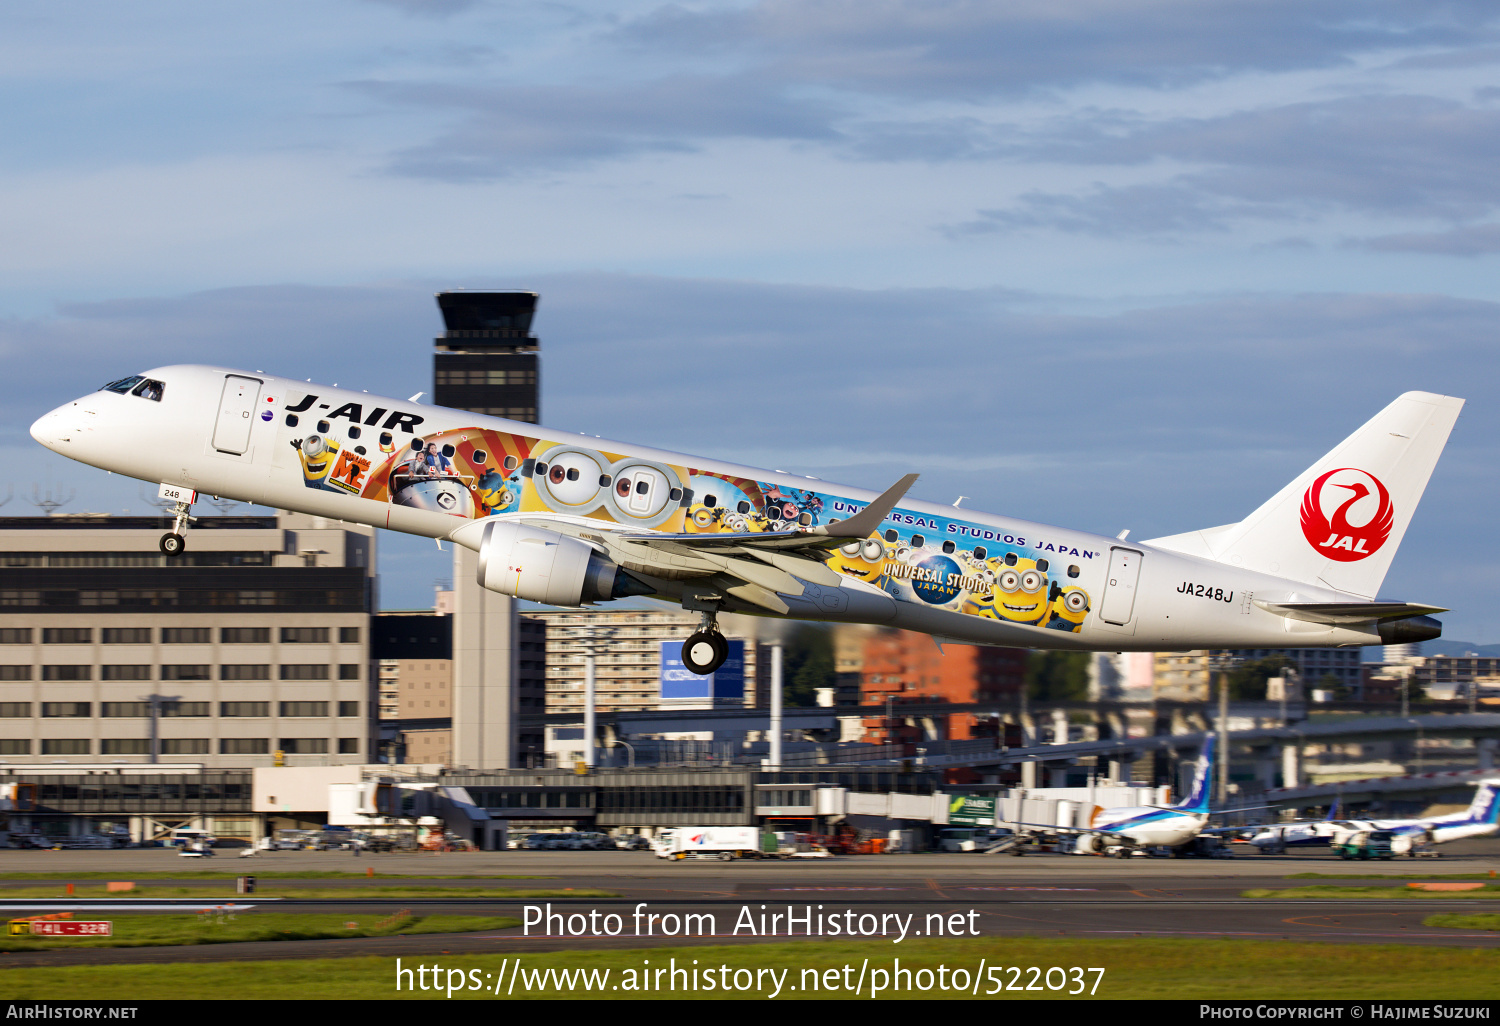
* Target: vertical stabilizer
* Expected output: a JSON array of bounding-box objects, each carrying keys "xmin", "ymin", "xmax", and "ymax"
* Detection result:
[
  {"xmin": 1174, "ymin": 735, "xmax": 1215, "ymax": 815},
  {"xmin": 1147, "ymin": 392, "xmax": 1462, "ymax": 599},
  {"xmin": 1464, "ymin": 780, "xmax": 1500, "ymax": 826}
]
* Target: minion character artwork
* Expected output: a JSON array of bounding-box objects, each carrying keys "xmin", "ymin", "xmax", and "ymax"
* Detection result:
[
  {"xmin": 683, "ymin": 474, "xmax": 775, "ymax": 535},
  {"xmin": 1045, "ymin": 584, "xmax": 1091, "ymax": 633},
  {"xmin": 963, "ymin": 554, "xmax": 1053, "ymax": 626},
  {"xmin": 292, "ymin": 434, "xmax": 341, "ymax": 489},
  {"xmin": 520, "ymin": 442, "xmax": 691, "ymax": 531},
  {"xmin": 825, "ymin": 535, "xmax": 891, "ymax": 589}
]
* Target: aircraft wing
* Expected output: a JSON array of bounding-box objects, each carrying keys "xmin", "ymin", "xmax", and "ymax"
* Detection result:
[
  {"xmin": 1003, "ymin": 821, "xmax": 1127, "ymax": 837},
  {"xmin": 524, "ymin": 473, "xmax": 919, "ymax": 615}
]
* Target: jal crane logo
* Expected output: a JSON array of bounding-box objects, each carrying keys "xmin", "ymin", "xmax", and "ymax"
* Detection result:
[{"xmin": 1298, "ymin": 468, "xmax": 1393, "ymax": 562}]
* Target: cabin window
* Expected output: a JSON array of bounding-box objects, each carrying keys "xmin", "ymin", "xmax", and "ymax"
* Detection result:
[
  {"xmin": 942, "ymin": 540, "xmax": 955, "ymax": 554},
  {"xmin": 317, "ymin": 420, "xmax": 330, "ymax": 433},
  {"xmin": 738, "ymin": 501, "xmax": 752, "ymax": 515},
  {"xmin": 704, "ymin": 494, "xmax": 717, "ymax": 508},
  {"xmin": 1035, "ymin": 558, "xmax": 1048, "ymax": 572},
  {"xmin": 347, "ymin": 426, "xmax": 361, "ymax": 439},
  {"xmin": 285, "ymin": 414, "xmax": 299, "ymax": 428},
  {"xmin": 884, "ymin": 529, "xmax": 898, "ymax": 543},
  {"xmin": 1004, "ymin": 553, "xmax": 1017, "ymax": 566},
  {"xmin": 1068, "ymin": 564, "xmax": 1081, "ymax": 578},
  {"xmin": 973, "ymin": 546, "xmax": 987, "ymax": 560},
  {"xmin": 911, "ymin": 534, "xmax": 925, "ymax": 549}
]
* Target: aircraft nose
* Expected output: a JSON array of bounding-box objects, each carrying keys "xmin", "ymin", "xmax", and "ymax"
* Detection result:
[{"xmin": 30, "ymin": 405, "xmax": 76, "ymax": 453}]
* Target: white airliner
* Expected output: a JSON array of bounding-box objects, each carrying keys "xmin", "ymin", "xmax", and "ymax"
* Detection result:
[
  {"xmin": 1247, "ymin": 782, "xmax": 1500, "ymax": 855},
  {"xmin": 1324, "ymin": 780, "xmax": 1500, "ymax": 855},
  {"xmin": 1013, "ymin": 736, "xmax": 1225, "ymax": 856},
  {"xmin": 30, "ymin": 367, "xmax": 1460, "ymax": 675}
]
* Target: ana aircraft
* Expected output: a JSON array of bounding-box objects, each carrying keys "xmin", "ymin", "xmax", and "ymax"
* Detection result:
[
  {"xmin": 1013, "ymin": 736, "xmax": 1234, "ymax": 856},
  {"xmin": 30, "ymin": 367, "xmax": 1460, "ymax": 674},
  {"xmin": 1324, "ymin": 780, "xmax": 1500, "ymax": 855}
]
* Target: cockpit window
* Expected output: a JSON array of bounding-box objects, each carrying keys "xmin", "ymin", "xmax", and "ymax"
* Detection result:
[
  {"xmin": 100, "ymin": 375, "xmax": 144, "ymax": 394},
  {"xmin": 131, "ymin": 379, "xmax": 165, "ymax": 402}
]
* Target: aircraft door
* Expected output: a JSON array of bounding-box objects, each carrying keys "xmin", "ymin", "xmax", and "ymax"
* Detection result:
[
  {"xmin": 212, "ymin": 374, "xmax": 263, "ymax": 455},
  {"xmin": 1099, "ymin": 547, "xmax": 1143, "ymax": 625}
]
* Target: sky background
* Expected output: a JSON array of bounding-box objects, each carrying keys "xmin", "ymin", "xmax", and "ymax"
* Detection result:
[{"xmin": 3, "ymin": 1, "xmax": 1498, "ymax": 643}]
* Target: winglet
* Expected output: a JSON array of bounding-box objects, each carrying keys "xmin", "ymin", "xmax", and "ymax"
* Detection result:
[{"xmin": 812, "ymin": 473, "xmax": 919, "ymax": 540}]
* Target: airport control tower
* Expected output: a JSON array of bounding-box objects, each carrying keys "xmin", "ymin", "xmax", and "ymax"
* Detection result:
[
  {"xmin": 433, "ymin": 291, "xmax": 544, "ymax": 770},
  {"xmin": 432, "ymin": 291, "xmax": 540, "ymax": 423}
]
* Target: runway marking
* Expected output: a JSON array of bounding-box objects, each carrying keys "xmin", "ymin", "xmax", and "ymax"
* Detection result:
[
  {"xmin": 960, "ymin": 887, "xmax": 1097, "ymax": 892},
  {"xmin": 925, "ymin": 878, "xmax": 950, "ymax": 900},
  {"xmin": 1282, "ymin": 912, "xmax": 1412, "ymax": 929}
]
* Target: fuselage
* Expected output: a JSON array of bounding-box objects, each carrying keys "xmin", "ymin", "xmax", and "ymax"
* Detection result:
[
  {"xmin": 1090, "ymin": 806, "xmax": 1206, "ymax": 848},
  {"xmin": 30, "ymin": 364, "xmax": 1386, "ymax": 652}
]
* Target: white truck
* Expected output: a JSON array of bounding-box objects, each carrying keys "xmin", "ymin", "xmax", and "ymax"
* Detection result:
[{"xmin": 652, "ymin": 827, "xmax": 770, "ymax": 861}]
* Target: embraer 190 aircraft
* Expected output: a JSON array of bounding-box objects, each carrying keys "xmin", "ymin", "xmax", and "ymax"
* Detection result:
[{"xmin": 30, "ymin": 367, "xmax": 1460, "ymax": 675}]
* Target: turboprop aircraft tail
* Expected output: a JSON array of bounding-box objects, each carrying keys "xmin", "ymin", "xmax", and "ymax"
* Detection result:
[{"xmin": 1146, "ymin": 392, "xmax": 1463, "ymax": 599}]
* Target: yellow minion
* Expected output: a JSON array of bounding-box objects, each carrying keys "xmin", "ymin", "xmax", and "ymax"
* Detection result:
[
  {"xmin": 294, "ymin": 435, "xmax": 339, "ymax": 488},
  {"xmin": 685, "ymin": 503, "xmax": 727, "ymax": 534},
  {"xmin": 1045, "ymin": 584, "xmax": 1091, "ymax": 633},
  {"xmin": 990, "ymin": 555, "xmax": 1051, "ymax": 625},
  {"xmin": 826, "ymin": 536, "xmax": 888, "ymax": 584}
]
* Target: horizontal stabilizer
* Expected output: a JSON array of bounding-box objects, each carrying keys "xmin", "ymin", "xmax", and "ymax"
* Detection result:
[{"xmin": 1255, "ymin": 600, "xmax": 1448, "ymax": 625}]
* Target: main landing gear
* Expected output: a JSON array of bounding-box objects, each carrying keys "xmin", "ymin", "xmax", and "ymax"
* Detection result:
[
  {"xmin": 680, "ymin": 606, "xmax": 729, "ymax": 675},
  {"xmin": 159, "ymin": 497, "xmax": 196, "ymax": 557}
]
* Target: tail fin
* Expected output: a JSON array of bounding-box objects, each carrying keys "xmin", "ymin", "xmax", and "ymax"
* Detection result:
[
  {"xmin": 1146, "ymin": 392, "xmax": 1463, "ymax": 599},
  {"xmin": 1324, "ymin": 798, "xmax": 1340, "ymax": 821},
  {"xmin": 1465, "ymin": 780, "xmax": 1500, "ymax": 825},
  {"xmin": 1173, "ymin": 735, "xmax": 1215, "ymax": 815}
]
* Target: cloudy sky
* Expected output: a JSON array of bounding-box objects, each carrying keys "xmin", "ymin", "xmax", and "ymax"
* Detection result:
[{"xmin": 3, "ymin": 1, "xmax": 1498, "ymax": 642}]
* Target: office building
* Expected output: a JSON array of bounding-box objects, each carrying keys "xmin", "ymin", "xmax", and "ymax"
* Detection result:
[{"xmin": 0, "ymin": 511, "xmax": 376, "ymax": 768}]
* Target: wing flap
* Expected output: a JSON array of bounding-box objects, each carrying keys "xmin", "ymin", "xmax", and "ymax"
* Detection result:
[{"xmin": 1254, "ymin": 600, "xmax": 1448, "ymax": 625}]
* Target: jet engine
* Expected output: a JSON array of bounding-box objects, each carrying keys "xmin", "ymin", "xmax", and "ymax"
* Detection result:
[{"xmin": 474, "ymin": 520, "xmax": 651, "ymax": 606}]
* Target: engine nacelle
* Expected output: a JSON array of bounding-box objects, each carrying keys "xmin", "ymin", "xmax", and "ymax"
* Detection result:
[{"xmin": 475, "ymin": 521, "xmax": 622, "ymax": 606}]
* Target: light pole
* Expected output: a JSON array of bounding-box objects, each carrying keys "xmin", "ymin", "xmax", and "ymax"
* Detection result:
[
  {"xmin": 1207, "ymin": 653, "xmax": 1236, "ymax": 807},
  {"xmin": 769, "ymin": 643, "xmax": 783, "ymax": 771},
  {"xmin": 579, "ymin": 626, "xmax": 614, "ymax": 771}
]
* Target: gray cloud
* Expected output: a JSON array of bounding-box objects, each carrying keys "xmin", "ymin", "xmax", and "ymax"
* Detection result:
[
  {"xmin": 360, "ymin": 0, "xmax": 482, "ymax": 16},
  {"xmin": 352, "ymin": 75, "xmax": 842, "ymax": 179},
  {"xmin": 617, "ymin": 0, "xmax": 1496, "ymax": 99},
  {"xmin": 1353, "ymin": 222, "xmax": 1500, "ymax": 255},
  {"xmin": 942, "ymin": 95, "xmax": 1500, "ymax": 236}
]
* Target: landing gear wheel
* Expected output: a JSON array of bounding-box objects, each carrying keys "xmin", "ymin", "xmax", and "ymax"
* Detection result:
[
  {"xmin": 159, "ymin": 533, "xmax": 186, "ymax": 557},
  {"xmin": 682, "ymin": 630, "xmax": 728, "ymax": 674}
]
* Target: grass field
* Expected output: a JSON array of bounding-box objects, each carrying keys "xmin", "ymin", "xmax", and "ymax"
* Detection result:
[
  {"xmin": 1243, "ymin": 885, "xmax": 1500, "ymax": 899},
  {"xmin": 0, "ymin": 885, "xmax": 617, "ymax": 899},
  {"xmin": 0, "ymin": 913, "xmax": 519, "ymax": 951},
  {"xmin": 0, "ymin": 871, "xmax": 551, "ymax": 880},
  {"xmin": 0, "ymin": 937, "xmax": 1495, "ymax": 999},
  {"xmin": 1425, "ymin": 913, "xmax": 1500, "ymax": 931}
]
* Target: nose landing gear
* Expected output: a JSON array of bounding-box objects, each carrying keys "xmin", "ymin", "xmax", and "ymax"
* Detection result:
[{"xmin": 158, "ymin": 496, "xmax": 196, "ymax": 557}]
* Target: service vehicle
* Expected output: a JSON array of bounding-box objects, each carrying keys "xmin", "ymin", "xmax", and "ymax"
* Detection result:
[{"xmin": 653, "ymin": 827, "xmax": 774, "ymax": 860}]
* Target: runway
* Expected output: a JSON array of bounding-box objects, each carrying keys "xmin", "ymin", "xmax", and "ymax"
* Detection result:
[{"xmin": 0, "ymin": 840, "xmax": 1496, "ymax": 967}]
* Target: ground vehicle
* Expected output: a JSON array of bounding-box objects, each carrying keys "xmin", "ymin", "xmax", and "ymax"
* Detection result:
[
  {"xmin": 938, "ymin": 827, "xmax": 1012, "ymax": 852},
  {"xmin": 653, "ymin": 827, "xmax": 772, "ymax": 860},
  {"xmin": 169, "ymin": 828, "xmax": 215, "ymax": 849},
  {"xmin": 1333, "ymin": 829, "xmax": 1395, "ymax": 860},
  {"xmin": 615, "ymin": 834, "xmax": 652, "ymax": 850},
  {"xmin": 574, "ymin": 831, "xmax": 615, "ymax": 850}
]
